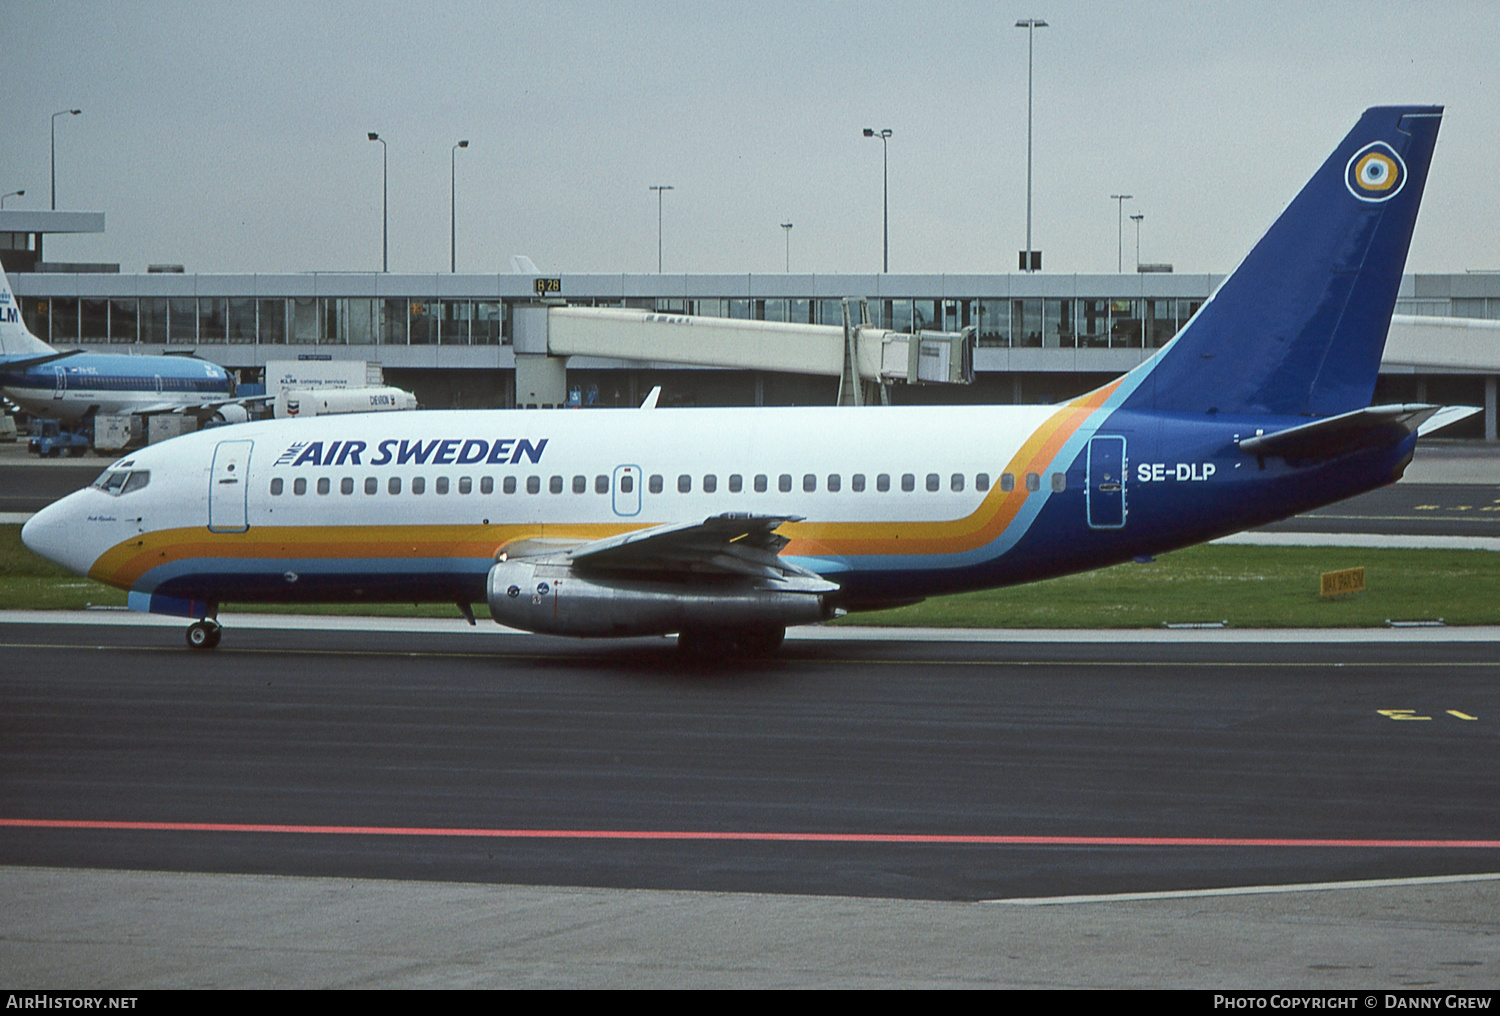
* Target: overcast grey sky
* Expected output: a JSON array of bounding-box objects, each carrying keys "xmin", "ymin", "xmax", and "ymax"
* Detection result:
[{"xmin": 3, "ymin": 1, "xmax": 1496, "ymax": 276}]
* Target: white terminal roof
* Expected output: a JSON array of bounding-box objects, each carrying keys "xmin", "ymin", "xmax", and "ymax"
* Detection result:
[{"xmin": 0, "ymin": 210, "xmax": 105, "ymax": 234}]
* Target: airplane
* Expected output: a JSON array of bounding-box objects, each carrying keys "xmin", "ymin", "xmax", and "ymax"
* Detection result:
[
  {"xmin": 21, "ymin": 105, "xmax": 1477, "ymax": 652},
  {"xmin": 0, "ymin": 274, "xmax": 254, "ymax": 431}
]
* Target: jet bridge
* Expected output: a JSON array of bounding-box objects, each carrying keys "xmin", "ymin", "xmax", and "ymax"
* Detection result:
[{"xmin": 511, "ymin": 299, "xmax": 973, "ymax": 408}]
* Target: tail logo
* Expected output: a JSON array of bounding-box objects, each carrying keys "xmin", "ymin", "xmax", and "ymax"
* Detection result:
[{"xmin": 1345, "ymin": 141, "xmax": 1406, "ymax": 202}]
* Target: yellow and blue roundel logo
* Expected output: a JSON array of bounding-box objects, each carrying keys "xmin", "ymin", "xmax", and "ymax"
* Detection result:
[{"xmin": 1345, "ymin": 141, "xmax": 1406, "ymax": 202}]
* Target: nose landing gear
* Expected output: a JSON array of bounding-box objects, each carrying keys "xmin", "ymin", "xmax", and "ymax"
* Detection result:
[{"xmin": 186, "ymin": 619, "xmax": 222, "ymax": 650}]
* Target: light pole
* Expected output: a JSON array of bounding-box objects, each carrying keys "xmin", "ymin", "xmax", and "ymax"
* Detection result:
[
  {"xmin": 649, "ymin": 184, "xmax": 673, "ymax": 273},
  {"xmin": 862, "ymin": 128, "xmax": 892, "ymax": 272},
  {"xmin": 1110, "ymin": 194, "xmax": 1133, "ymax": 273},
  {"xmin": 781, "ymin": 222, "xmax": 793, "ymax": 273},
  {"xmin": 51, "ymin": 109, "xmax": 81, "ymax": 210},
  {"xmin": 1015, "ymin": 19, "xmax": 1047, "ymax": 271},
  {"xmin": 367, "ymin": 133, "xmax": 387, "ymax": 272},
  {"xmin": 1130, "ymin": 213, "xmax": 1144, "ymax": 271},
  {"xmin": 1, "ymin": 190, "xmax": 23, "ymax": 209},
  {"xmin": 451, "ymin": 139, "xmax": 469, "ymax": 273}
]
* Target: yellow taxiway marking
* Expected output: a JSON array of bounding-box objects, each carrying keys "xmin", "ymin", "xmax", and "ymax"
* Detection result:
[
  {"xmin": 1377, "ymin": 709, "xmax": 1431, "ymax": 720},
  {"xmin": 1447, "ymin": 710, "xmax": 1479, "ymax": 721}
]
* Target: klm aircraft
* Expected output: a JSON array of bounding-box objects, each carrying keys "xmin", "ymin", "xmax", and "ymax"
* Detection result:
[
  {"xmin": 23, "ymin": 106, "xmax": 1473, "ymax": 651},
  {"xmin": 0, "ymin": 272, "xmax": 245, "ymax": 428}
]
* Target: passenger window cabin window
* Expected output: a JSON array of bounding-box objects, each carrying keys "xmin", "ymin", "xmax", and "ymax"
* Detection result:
[
  {"xmin": 951, "ymin": 473, "xmax": 964, "ymax": 492},
  {"xmin": 572, "ymin": 475, "xmax": 587, "ymax": 494},
  {"xmin": 595, "ymin": 475, "xmax": 609, "ymax": 494},
  {"xmin": 270, "ymin": 478, "xmax": 283, "ymax": 496},
  {"xmin": 1051, "ymin": 472, "xmax": 1067, "ymax": 492},
  {"xmin": 729, "ymin": 474, "xmax": 743, "ymax": 493},
  {"xmin": 1025, "ymin": 472, "xmax": 1040, "ymax": 492},
  {"xmin": 317, "ymin": 478, "xmax": 330, "ymax": 495},
  {"xmin": 549, "ymin": 475, "xmax": 563, "ymax": 494},
  {"xmin": 619, "ymin": 474, "xmax": 634, "ymax": 494},
  {"xmin": 925, "ymin": 473, "xmax": 939, "ymax": 492},
  {"xmin": 779, "ymin": 474, "xmax": 793, "ymax": 493},
  {"xmin": 1000, "ymin": 472, "xmax": 1015, "ymax": 492},
  {"xmin": 341, "ymin": 477, "xmax": 354, "ymax": 495},
  {"xmin": 678, "ymin": 474, "xmax": 691, "ymax": 494},
  {"xmin": 527, "ymin": 476, "xmax": 541, "ymax": 494},
  {"xmin": 976, "ymin": 473, "xmax": 990, "ymax": 492},
  {"xmin": 901, "ymin": 473, "xmax": 915, "ymax": 492},
  {"xmin": 504, "ymin": 476, "xmax": 517, "ymax": 494},
  {"xmin": 876, "ymin": 473, "xmax": 890, "ymax": 492},
  {"xmin": 803, "ymin": 474, "xmax": 816, "ymax": 493},
  {"xmin": 827, "ymin": 474, "xmax": 840, "ymax": 493},
  {"xmin": 435, "ymin": 477, "xmax": 449, "ymax": 494},
  {"xmin": 754, "ymin": 474, "xmax": 768, "ymax": 493},
  {"xmin": 365, "ymin": 477, "xmax": 378, "ymax": 495},
  {"xmin": 851, "ymin": 473, "xmax": 865, "ymax": 492},
  {"xmin": 702, "ymin": 474, "xmax": 716, "ymax": 494},
  {"xmin": 459, "ymin": 477, "xmax": 472, "ymax": 495},
  {"xmin": 389, "ymin": 477, "xmax": 401, "ymax": 495},
  {"xmin": 649, "ymin": 474, "xmax": 664, "ymax": 494},
  {"xmin": 412, "ymin": 477, "xmax": 426, "ymax": 495},
  {"xmin": 294, "ymin": 478, "xmax": 307, "ymax": 495},
  {"xmin": 480, "ymin": 477, "xmax": 493, "ymax": 494}
]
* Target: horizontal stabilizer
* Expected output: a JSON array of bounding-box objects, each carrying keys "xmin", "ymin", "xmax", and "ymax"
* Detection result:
[
  {"xmin": 0, "ymin": 349, "xmax": 83, "ymax": 372},
  {"xmin": 1237, "ymin": 403, "xmax": 1449, "ymax": 459},
  {"xmin": 1416, "ymin": 405, "xmax": 1482, "ymax": 436}
]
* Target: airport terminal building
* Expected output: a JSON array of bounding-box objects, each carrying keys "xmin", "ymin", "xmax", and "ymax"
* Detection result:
[{"xmin": 5, "ymin": 212, "xmax": 1498, "ymax": 435}]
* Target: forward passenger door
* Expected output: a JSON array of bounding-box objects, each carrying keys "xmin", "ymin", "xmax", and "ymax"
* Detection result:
[{"xmin": 209, "ymin": 440, "xmax": 253, "ymax": 532}]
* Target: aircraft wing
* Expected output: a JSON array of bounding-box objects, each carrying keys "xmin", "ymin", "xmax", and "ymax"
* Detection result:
[
  {"xmin": 504, "ymin": 514, "xmax": 837, "ymax": 589},
  {"xmin": 128, "ymin": 394, "xmax": 275, "ymax": 417},
  {"xmin": 1236, "ymin": 403, "xmax": 1475, "ymax": 459}
]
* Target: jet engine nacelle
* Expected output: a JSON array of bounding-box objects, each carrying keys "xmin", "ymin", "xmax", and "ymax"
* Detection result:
[
  {"xmin": 211, "ymin": 404, "xmax": 250, "ymax": 425},
  {"xmin": 486, "ymin": 558, "xmax": 831, "ymax": 637}
]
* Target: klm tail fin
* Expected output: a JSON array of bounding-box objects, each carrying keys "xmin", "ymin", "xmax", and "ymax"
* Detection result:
[
  {"xmin": 0, "ymin": 266, "xmax": 55, "ymax": 358},
  {"xmin": 1121, "ymin": 105, "xmax": 1442, "ymax": 418}
]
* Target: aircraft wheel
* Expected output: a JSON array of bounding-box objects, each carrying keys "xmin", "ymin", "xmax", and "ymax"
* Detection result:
[
  {"xmin": 675, "ymin": 628, "xmax": 721, "ymax": 657},
  {"xmin": 186, "ymin": 620, "xmax": 221, "ymax": 650},
  {"xmin": 732, "ymin": 625, "xmax": 786, "ymax": 656}
]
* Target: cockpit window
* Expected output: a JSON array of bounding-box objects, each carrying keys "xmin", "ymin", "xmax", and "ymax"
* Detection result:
[
  {"xmin": 93, "ymin": 471, "xmax": 128, "ymax": 493},
  {"xmin": 92, "ymin": 470, "xmax": 149, "ymax": 496}
]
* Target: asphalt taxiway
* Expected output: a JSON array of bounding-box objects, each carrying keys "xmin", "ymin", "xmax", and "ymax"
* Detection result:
[{"xmin": 2, "ymin": 616, "xmax": 1498, "ymax": 986}]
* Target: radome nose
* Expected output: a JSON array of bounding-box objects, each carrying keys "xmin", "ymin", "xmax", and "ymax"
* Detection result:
[{"xmin": 21, "ymin": 494, "xmax": 95, "ymax": 576}]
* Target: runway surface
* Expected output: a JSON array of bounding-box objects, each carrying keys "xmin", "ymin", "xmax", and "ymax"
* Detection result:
[
  {"xmin": 1259, "ymin": 483, "xmax": 1500, "ymax": 538},
  {"xmin": 3, "ymin": 621, "xmax": 1498, "ymax": 902}
]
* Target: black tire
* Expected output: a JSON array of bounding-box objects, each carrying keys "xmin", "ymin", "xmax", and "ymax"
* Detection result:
[
  {"xmin": 675, "ymin": 628, "xmax": 719, "ymax": 657},
  {"xmin": 733, "ymin": 625, "xmax": 786, "ymax": 656},
  {"xmin": 186, "ymin": 621, "xmax": 219, "ymax": 650},
  {"xmin": 677, "ymin": 625, "xmax": 785, "ymax": 658}
]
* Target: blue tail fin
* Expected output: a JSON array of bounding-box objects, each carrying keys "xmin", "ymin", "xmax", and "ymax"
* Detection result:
[{"xmin": 1121, "ymin": 105, "xmax": 1441, "ymax": 418}]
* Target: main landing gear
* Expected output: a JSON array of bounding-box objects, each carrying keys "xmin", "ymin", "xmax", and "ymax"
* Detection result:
[
  {"xmin": 676, "ymin": 624, "xmax": 786, "ymax": 658},
  {"xmin": 186, "ymin": 618, "xmax": 222, "ymax": 650}
]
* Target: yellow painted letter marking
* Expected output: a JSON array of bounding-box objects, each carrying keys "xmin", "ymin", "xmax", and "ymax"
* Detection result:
[{"xmin": 1321, "ymin": 567, "xmax": 1365, "ymax": 597}]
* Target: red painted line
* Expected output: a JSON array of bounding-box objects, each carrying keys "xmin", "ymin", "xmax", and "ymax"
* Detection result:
[{"xmin": 3, "ymin": 818, "xmax": 1499, "ymax": 848}]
